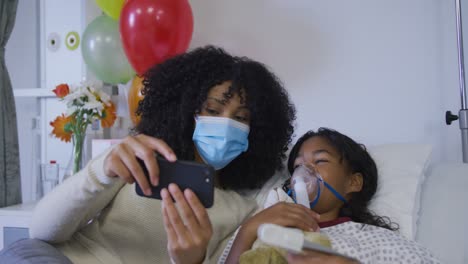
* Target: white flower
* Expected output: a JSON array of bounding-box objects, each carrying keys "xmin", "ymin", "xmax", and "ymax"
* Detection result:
[
  {"xmin": 82, "ymin": 101, "xmax": 104, "ymax": 111},
  {"xmin": 96, "ymin": 90, "xmax": 111, "ymax": 104},
  {"xmin": 82, "ymin": 88, "xmax": 96, "ymax": 102},
  {"xmin": 83, "ymin": 80, "xmax": 103, "ymax": 90},
  {"xmin": 63, "ymin": 88, "xmax": 83, "ymax": 103},
  {"xmin": 66, "ymin": 105, "xmax": 79, "ymax": 116}
]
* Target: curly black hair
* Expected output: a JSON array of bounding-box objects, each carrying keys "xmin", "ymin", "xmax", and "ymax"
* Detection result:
[
  {"xmin": 285, "ymin": 128, "xmax": 399, "ymax": 231},
  {"xmin": 134, "ymin": 46, "xmax": 296, "ymax": 190}
]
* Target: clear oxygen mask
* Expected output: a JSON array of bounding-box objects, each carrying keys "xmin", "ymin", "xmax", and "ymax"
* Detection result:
[{"xmin": 290, "ymin": 164, "xmax": 324, "ymax": 208}]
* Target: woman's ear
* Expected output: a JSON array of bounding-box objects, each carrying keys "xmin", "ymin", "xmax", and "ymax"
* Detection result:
[{"xmin": 347, "ymin": 172, "xmax": 363, "ymax": 194}]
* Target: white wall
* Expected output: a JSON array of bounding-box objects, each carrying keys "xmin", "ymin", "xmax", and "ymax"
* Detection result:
[
  {"xmin": 189, "ymin": 0, "xmax": 464, "ymax": 163},
  {"xmin": 5, "ymin": 0, "xmax": 466, "ymax": 202},
  {"xmin": 6, "ymin": 0, "xmax": 40, "ymax": 89}
]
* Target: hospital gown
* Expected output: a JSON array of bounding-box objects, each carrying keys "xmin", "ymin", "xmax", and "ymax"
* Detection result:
[
  {"xmin": 321, "ymin": 220, "xmax": 440, "ymax": 264},
  {"xmin": 219, "ymin": 188, "xmax": 441, "ymax": 264}
]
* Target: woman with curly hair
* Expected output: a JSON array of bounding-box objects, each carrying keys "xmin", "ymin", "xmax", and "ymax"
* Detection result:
[{"xmin": 1, "ymin": 46, "xmax": 303, "ymax": 264}]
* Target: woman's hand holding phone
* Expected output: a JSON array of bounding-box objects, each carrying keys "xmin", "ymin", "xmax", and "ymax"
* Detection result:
[
  {"xmin": 103, "ymin": 134, "xmax": 177, "ymax": 196},
  {"xmin": 104, "ymin": 134, "xmax": 213, "ymax": 263},
  {"xmin": 161, "ymin": 184, "xmax": 213, "ymax": 264}
]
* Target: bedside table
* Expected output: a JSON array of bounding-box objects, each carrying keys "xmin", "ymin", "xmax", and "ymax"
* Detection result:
[{"xmin": 0, "ymin": 202, "xmax": 37, "ymax": 250}]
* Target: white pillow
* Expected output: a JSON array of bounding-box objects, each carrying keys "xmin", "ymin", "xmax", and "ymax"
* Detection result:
[{"xmin": 368, "ymin": 144, "xmax": 432, "ymax": 240}]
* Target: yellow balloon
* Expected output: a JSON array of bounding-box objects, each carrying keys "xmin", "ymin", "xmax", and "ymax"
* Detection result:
[
  {"xmin": 95, "ymin": 0, "xmax": 125, "ymax": 20},
  {"xmin": 128, "ymin": 75, "xmax": 144, "ymax": 125}
]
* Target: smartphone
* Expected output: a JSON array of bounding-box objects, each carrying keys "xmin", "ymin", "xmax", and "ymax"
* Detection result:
[{"xmin": 135, "ymin": 157, "xmax": 215, "ymax": 208}]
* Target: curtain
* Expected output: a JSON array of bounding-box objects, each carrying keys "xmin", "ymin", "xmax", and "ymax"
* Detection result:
[{"xmin": 0, "ymin": 0, "xmax": 21, "ymax": 207}]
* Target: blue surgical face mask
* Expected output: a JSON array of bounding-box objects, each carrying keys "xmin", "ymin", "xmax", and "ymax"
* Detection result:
[
  {"xmin": 192, "ymin": 116, "xmax": 250, "ymax": 170},
  {"xmin": 288, "ymin": 165, "xmax": 347, "ymax": 208}
]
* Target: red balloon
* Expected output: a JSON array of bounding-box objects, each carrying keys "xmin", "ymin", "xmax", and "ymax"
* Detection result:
[{"xmin": 120, "ymin": 0, "xmax": 193, "ymax": 75}]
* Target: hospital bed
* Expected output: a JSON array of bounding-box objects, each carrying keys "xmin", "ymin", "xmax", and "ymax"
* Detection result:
[{"xmin": 252, "ymin": 143, "xmax": 468, "ymax": 264}]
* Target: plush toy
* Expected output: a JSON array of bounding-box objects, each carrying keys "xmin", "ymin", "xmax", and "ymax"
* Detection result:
[{"xmin": 239, "ymin": 188, "xmax": 332, "ymax": 264}]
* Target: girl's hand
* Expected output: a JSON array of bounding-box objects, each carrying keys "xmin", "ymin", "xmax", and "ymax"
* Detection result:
[
  {"xmin": 103, "ymin": 134, "xmax": 177, "ymax": 196},
  {"xmin": 225, "ymin": 202, "xmax": 320, "ymax": 264},
  {"xmin": 161, "ymin": 184, "xmax": 213, "ymax": 264},
  {"xmin": 241, "ymin": 202, "xmax": 320, "ymax": 244}
]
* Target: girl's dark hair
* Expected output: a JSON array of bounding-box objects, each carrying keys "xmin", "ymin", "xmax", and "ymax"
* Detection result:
[
  {"xmin": 134, "ymin": 46, "xmax": 296, "ymax": 190},
  {"xmin": 286, "ymin": 128, "xmax": 398, "ymax": 231}
]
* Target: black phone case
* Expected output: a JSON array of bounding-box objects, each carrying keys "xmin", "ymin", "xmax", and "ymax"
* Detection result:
[{"xmin": 135, "ymin": 157, "xmax": 215, "ymax": 208}]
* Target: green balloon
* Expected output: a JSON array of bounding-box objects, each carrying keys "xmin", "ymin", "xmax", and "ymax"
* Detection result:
[{"xmin": 82, "ymin": 15, "xmax": 134, "ymax": 84}]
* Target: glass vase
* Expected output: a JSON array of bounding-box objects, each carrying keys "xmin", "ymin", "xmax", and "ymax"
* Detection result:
[{"xmin": 62, "ymin": 132, "xmax": 85, "ymax": 182}]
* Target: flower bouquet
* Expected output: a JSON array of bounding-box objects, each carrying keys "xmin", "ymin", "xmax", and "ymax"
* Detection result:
[{"xmin": 50, "ymin": 82, "xmax": 117, "ymax": 176}]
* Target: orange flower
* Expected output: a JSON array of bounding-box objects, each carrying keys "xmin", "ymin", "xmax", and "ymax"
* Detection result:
[
  {"xmin": 53, "ymin": 84, "xmax": 70, "ymax": 98},
  {"xmin": 50, "ymin": 114, "xmax": 74, "ymax": 142},
  {"xmin": 101, "ymin": 102, "xmax": 117, "ymax": 128}
]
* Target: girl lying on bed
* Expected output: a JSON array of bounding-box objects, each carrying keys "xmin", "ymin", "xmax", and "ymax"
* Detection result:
[{"xmin": 224, "ymin": 128, "xmax": 440, "ymax": 264}]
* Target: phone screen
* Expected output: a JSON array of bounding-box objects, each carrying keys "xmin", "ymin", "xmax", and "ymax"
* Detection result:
[{"xmin": 135, "ymin": 157, "xmax": 215, "ymax": 208}]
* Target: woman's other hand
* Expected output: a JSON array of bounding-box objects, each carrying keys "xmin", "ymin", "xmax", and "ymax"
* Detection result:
[
  {"xmin": 103, "ymin": 134, "xmax": 177, "ymax": 196},
  {"xmin": 161, "ymin": 184, "xmax": 213, "ymax": 264},
  {"xmin": 287, "ymin": 251, "xmax": 359, "ymax": 264}
]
